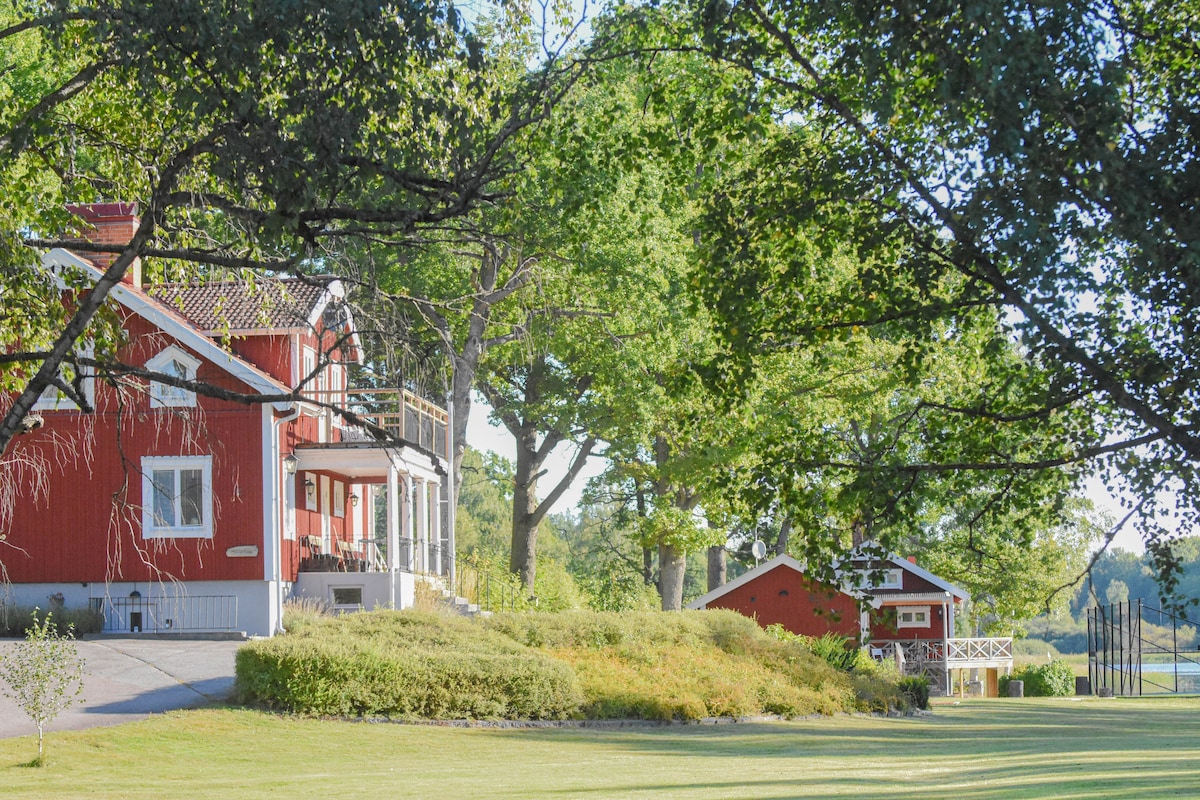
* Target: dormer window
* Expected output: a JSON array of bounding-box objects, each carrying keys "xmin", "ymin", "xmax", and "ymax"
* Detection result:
[
  {"xmin": 34, "ymin": 346, "xmax": 94, "ymax": 412},
  {"xmin": 880, "ymin": 569, "xmax": 903, "ymax": 589},
  {"xmin": 147, "ymin": 346, "xmax": 201, "ymax": 408}
]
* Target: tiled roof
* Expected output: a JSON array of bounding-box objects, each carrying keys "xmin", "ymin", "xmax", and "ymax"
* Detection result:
[{"xmin": 150, "ymin": 277, "xmax": 336, "ymax": 333}]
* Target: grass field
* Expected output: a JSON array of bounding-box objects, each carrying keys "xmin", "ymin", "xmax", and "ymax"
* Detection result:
[{"xmin": 2, "ymin": 696, "xmax": 1198, "ymax": 799}]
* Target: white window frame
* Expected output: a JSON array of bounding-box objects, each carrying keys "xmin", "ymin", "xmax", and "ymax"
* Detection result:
[
  {"xmin": 146, "ymin": 345, "xmax": 201, "ymax": 408},
  {"xmin": 141, "ymin": 455, "xmax": 213, "ymax": 539},
  {"xmin": 301, "ymin": 346, "xmax": 317, "ymax": 399},
  {"xmin": 879, "ymin": 569, "xmax": 903, "ymax": 589},
  {"xmin": 897, "ymin": 606, "xmax": 930, "ymax": 629},
  {"xmin": 34, "ymin": 345, "xmax": 94, "ymax": 411}
]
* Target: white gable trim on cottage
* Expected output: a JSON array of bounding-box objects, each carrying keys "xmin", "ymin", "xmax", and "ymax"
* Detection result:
[
  {"xmin": 841, "ymin": 548, "xmax": 969, "ymax": 602},
  {"xmin": 686, "ymin": 549, "xmax": 968, "ymax": 612},
  {"xmin": 44, "ymin": 248, "xmax": 295, "ymax": 408},
  {"xmin": 685, "ymin": 554, "xmax": 862, "ymax": 610}
]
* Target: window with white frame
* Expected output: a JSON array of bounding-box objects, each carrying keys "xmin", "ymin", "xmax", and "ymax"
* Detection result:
[
  {"xmin": 880, "ymin": 569, "xmax": 903, "ymax": 589},
  {"xmin": 34, "ymin": 346, "xmax": 94, "ymax": 411},
  {"xmin": 896, "ymin": 606, "xmax": 929, "ymax": 628},
  {"xmin": 146, "ymin": 346, "xmax": 201, "ymax": 408},
  {"xmin": 301, "ymin": 346, "xmax": 316, "ymax": 398},
  {"xmin": 142, "ymin": 456, "xmax": 213, "ymax": 538}
]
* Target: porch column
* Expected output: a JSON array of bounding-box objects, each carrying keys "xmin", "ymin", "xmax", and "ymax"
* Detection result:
[
  {"xmin": 428, "ymin": 479, "xmax": 442, "ymax": 575},
  {"xmin": 400, "ymin": 474, "xmax": 413, "ymax": 571},
  {"xmin": 413, "ymin": 478, "xmax": 427, "ymax": 573},
  {"xmin": 386, "ymin": 464, "xmax": 399, "ymax": 608}
]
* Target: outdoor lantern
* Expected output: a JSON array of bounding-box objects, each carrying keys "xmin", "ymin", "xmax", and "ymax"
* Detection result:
[
  {"xmin": 304, "ymin": 478, "xmax": 315, "ymax": 499},
  {"xmin": 350, "ymin": 492, "xmax": 359, "ymax": 507},
  {"xmin": 283, "ymin": 453, "xmax": 299, "ymax": 474}
]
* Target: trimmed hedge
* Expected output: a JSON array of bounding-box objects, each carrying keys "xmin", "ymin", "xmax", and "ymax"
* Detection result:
[
  {"xmin": 237, "ymin": 608, "xmax": 906, "ymax": 721},
  {"xmin": 236, "ymin": 611, "xmax": 582, "ymax": 719}
]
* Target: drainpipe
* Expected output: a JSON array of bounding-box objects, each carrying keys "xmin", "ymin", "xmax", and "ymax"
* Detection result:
[{"xmin": 271, "ymin": 403, "xmax": 301, "ymax": 634}]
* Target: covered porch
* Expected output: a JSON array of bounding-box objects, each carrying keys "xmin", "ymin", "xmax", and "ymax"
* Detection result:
[{"xmin": 286, "ymin": 437, "xmax": 451, "ymax": 611}]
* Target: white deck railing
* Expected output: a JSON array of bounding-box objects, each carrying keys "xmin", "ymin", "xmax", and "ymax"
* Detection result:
[
  {"xmin": 305, "ymin": 387, "xmax": 449, "ymax": 457},
  {"xmin": 873, "ymin": 637, "xmax": 1013, "ymax": 667}
]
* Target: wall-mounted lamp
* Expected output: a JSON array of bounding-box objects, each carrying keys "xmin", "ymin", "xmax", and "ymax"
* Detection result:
[
  {"xmin": 304, "ymin": 478, "xmax": 315, "ymax": 499},
  {"xmin": 283, "ymin": 453, "xmax": 299, "ymax": 474},
  {"xmin": 349, "ymin": 492, "xmax": 359, "ymax": 507}
]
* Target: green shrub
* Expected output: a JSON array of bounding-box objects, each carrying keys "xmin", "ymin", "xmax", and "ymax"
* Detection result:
[
  {"xmin": 488, "ymin": 610, "xmax": 862, "ymax": 721},
  {"xmin": 763, "ymin": 625, "xmax": 858, "ymax": 672},
  {"xmin": 0, "ymin": 605, "xmax": 103, "ymax": 638},
  {"xmin": 999, "ymin": 659, "xmax": 1076, "ymax": 697},
  {"xmin": 897, "ymin": 676, "xmax": 930, "ymax": 710},
  {"xmin": 237, "ymin": 608, "xmax": 905, "ymax": 722},
  {"xmin": 236, "ymin": 610, "xmax": 582, "ymax": 719}
]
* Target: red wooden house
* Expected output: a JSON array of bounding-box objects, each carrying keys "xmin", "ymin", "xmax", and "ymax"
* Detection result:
[
  {"xmin": 688, "ymin": 551, "xmax": 1012, "ymax": 696},
  {"xmin": 2, "ymin": 203, "xmax": 453, "ymax": 637}
]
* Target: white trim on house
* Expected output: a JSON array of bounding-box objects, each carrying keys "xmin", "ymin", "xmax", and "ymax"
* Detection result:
[
  {"xmin": 687, "ymin": 549, "xmax": 969, "ymax": 612},
  {"xmin": 843, "ymin": 549, "xmax": 970, "ymax": 602},
  {"xmin": 43, "ymin": 249, "xmax": 294, "ymax": 408},
  {"xmin": 685, "ymin": 554, "xmax": 847, "ymax": 610},
  {"xmin": 146, "ymin": 345, "xmax": 202, "ymax": 408}
]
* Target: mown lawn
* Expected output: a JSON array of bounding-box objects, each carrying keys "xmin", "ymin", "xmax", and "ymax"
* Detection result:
[{"xmin": 2, "ymin": 697, "xmax": 1198, "ymax": 799}]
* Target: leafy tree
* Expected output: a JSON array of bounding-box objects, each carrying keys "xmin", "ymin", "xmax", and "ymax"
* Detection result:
[
  {"xmin": 455, "ymin": 447, "xmax": 515, "ymax": 558},
  {"xmin": 0, "ymin": 612, "xmax": 84, "ymax": 765},
  {"xmin": 0, "ymin": 0, "xmax": 575, "ymax": 459},
  {"xmin": 663, "ymin": 0, "xmax": 1200, "ymax": 597}
]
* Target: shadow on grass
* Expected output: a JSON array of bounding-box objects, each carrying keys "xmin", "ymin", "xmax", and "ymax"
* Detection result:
[{"xmin": 467, "ymin": 698, "xmax": 1200, "ymax": 799}]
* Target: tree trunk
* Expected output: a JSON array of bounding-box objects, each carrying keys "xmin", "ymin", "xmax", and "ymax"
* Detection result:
[
  {"xmin": 706, "ymin": 545, "xmax": 726, "ymax": 592},
  {"xmin": 659, "ymin": 542, "xmax": 686, "ymax": 611},
  {"xmin": 776, "ymin": 516, "xmax": 792, "ymax": 556},
  {"xmin": 510, "ymin": 420, "xmax": 540, "ymax": 596}
]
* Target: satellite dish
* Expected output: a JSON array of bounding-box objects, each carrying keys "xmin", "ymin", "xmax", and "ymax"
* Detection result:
[{"xmin": 751, "ymin": 540, "xmax": 767, "ymax": 560}]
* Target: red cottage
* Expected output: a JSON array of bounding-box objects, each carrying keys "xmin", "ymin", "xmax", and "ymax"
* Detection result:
[
  {"xmin": 688, "ymin": 552, "xmax": 1013, "ymax": 696},
  {"xmin": 2, "ymin": 204, "xmax": 453, "ymax": 637}
]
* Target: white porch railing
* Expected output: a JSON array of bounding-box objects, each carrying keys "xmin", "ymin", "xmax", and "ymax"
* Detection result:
[
  {"xmin": 946, "ymin": 637, "xmax": 1013, "ymax": 664},
  {"xmin": 305, "ymin": 387, "xmax": 449, "ymax": 457},
  {"xmin": 873, "ymin": 637, "xmax": 1013, "ymax": 668}
]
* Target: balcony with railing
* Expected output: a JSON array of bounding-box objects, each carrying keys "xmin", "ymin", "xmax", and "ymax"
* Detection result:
[{"xmin": 304, "ymin": 387, "xmax": 448, "ymax": 458}]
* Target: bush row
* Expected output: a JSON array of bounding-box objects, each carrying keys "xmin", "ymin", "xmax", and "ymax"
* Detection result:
[
  {"xmin": 236, "ymin": 607, "xmax": 911, "ymax": 721},
  {"xmin": 0, "ymin": 605, "xmax": 104, "ymax": 638},
  {"xmin": 236, "ymin": 610, "xmax": 581, "ymax": 718}
]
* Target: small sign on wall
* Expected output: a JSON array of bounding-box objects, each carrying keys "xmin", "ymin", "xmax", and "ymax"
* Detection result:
[{"xmin": 226, "ymin": 545, "xmax": 259, "ymax": 558}]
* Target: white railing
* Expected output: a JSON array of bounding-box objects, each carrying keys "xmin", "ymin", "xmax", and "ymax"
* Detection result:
[
  {"xmin": 89, "ymin": 595, "xmax": 239, "ymax": 633},
  {"xmin": 946, "ymin": 637, "xmax": 1013, "ymax": 664},
  {"xmin": 306, "ymin": 387, "xmax": 448, "ymax": 457},
  {"xmin": 873, "ymin": 637, "xmax": 1013, "ymax": 667}
]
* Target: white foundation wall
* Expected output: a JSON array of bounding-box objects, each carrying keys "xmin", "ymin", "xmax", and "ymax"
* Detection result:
[
  {"xmin": 291, "ymin": 571, "xmax": 415, "ymax": 612},
  {"xmin": 0, "ymin": 580, "xmax": 277, "ymax": 638}
]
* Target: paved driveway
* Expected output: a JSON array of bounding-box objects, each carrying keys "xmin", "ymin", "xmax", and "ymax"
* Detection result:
[{"xmin": 0, "ymin": 637, "xmax": 243, "ymax": 740}]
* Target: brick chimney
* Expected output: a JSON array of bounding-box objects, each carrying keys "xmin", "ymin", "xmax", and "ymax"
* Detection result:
[{"xmin": 66, "ymin": 202, "xmax": 142, "ymax": 286}]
